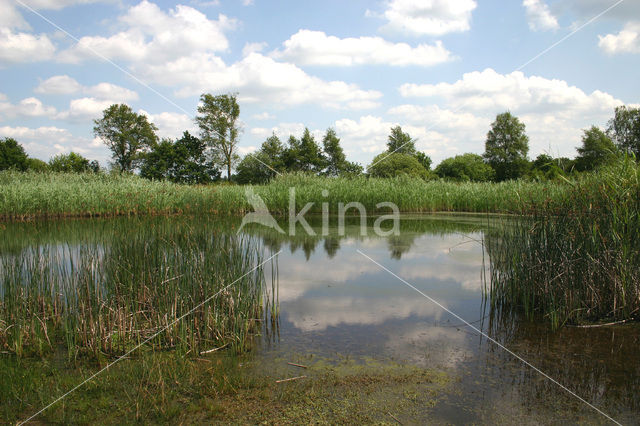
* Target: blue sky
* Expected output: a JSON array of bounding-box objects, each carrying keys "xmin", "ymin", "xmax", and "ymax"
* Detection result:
[{"xmin": 1, "ymin": 0, "xmax": 639, "ymax": 168}]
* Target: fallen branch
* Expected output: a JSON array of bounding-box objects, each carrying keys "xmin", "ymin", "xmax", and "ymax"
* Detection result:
[
  {"xmin": 287, "ymin": 362, "xmax": 308, "ymax": 369},
  {"xmin": 388, "ymin": 412, "xmax": 403, "ymax": 425},
  {"xmin": 275, "ymin": 376, "xmax": 306, "ymax": 384},
  {"xmin": 568, "ymin": 318, "xmax": 634, "ymax": 328},
  {"xmin": 200, "ymin": 343, "xmax": 229, "ymax": 355}
]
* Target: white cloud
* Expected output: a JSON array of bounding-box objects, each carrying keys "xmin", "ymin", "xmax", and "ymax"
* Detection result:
[
  {"xmin": 376, "ymin": 0, "xmax": 477, "ymax": 36},
  {"xmin": 335, "ymin": 115, "xmax": 397, "ymax": 155},
  {"xmin": 85, "ymin": 82, "xmax": 139, "ymax": 101},
  {"xmin": 399, "ymin": 68, "xmax": 621, "ymax": 116},
  {"xmin": 0, "ymin": 1, "xmax": 30, "ymax": 30},
  {"xmin": 242, "ymin": 41, "xmax": 267, "ymax": 56},
  {"xmin": 35, "ymin": 75, "xmax": 139, "ymax": 101},
  {"xmin": 64, "ymin": 97, "xmax": 113, "ymax": 120},
  {"xmin": 0, "ymin": 125, "xmax": 103, "ymax": 161},
  {"xmin": 0, "ymin": 96, "xmax": 57, "ymax": 120},
  {"xmin": 59, "ymin": 0, "xmax": 235, "ymax": 64},
  {"xmin": 138, "ymin": 110, "xmax": 196, "ymax": 139},
  {"xmin": 272, "ymin": 30, "xmax": 454, "ymax": 67},
  {"xmin": 251, "ymin": 112, "xmax": 275, "ymax": 120},
  {"xmin": 250, "ymin": 122, "xmax": 322, "ymax": 141},
  {"xmin": 55, "ymin": 2, "xmax": 377, "ymax": 111},
  {"xmin": 0, "ymin": 28, "xmax": 56, "ymax": 65},
  {"xmin": 34, "ymin": 75, "xmax": 83, "ymax": 95},
  {"xmin": 141, "ymin": 52, "xmax": 382, "ymax": 109},
  {"xmin": 598, "ymin": 22, "xmax": 640, "ymax": 54},
  {"xmin": 523, "ymin": 0, "xmax": 559, "ymax": 31},
  {"xmin": 397, "ymin": 68, "xmax": 625, "ymax": 159}
]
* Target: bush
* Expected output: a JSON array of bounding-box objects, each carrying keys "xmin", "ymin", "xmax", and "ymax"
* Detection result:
[
  {"xmin": 367, "ymin": 153, "xmax": 430, "ymax": 179},
  {"xmin": 434, "ymin": 153, "xmax": 494, "ymax": 182}
]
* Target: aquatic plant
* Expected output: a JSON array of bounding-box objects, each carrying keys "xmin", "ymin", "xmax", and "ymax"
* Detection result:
[
  {"xmin": 487, "ymin": 158, "xmax": 640, "ymax": 327},
  {"xmin": 0, "ymin": 171, "xmax": 569, "ymax": 220},
  {"xmin": 0, "ymin": 223, "xmax": 276, "ymax": 359}
]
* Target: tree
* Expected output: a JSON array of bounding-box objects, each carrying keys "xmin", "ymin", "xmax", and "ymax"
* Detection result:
[
  {"xmin": 196, "ymin": 93, "xmax": 241, "ymax": 180},
  {"xmin": 367, "ymin": 153, "xmax": 430, "ymax": 179},
  {"xmin": 415, "ymin": 151, "xmax": 432, "ymax": 171},
  {"xmin": 140, "ymin": 132, "xmax": 220, "ymax": 183},
  {"xmin": 483, "ymin": 112, "xmax": 530, "ymax": 181},
  {"xmin": 322, "ymin": 128, "xmax": 347, "ymax": 176},
  {"xmin": 26, "ymin": 158, "xmax": 49, "ymax": 172},
  {"xmin": 298, "ymin": 128, "xmax": 326, "ymax": 173},
  {"xmin": 260, "ymin": 133, "xmax": 286, "ymax": 173},
  {"xmin": 93, "ymin": 104, "xmax": 158, "ymax": 172},
  {"xmin": 48, "ymin": 152, "xmax": 91, "ymax": 173},
  {"xmin": 140, "ymin": 139, "xmax": 176, "ymax": 181},
  {"xmin": 282, "ymin": 135, "xmax": 303, "ymax": 172},
  {"xmin": 435, "ymin": 153, "xmax": 495, "ymax": 182},
  {"xmin": 0, "ymin": 137, "xmax": 28, "ymax": 171},
  {"xmin": 576, "ymin": 126, "xmax": 618, "ymax": 171},
  {"xmin": 386, "ymin": 126, "xmax": 416, "ymax": 155},
  {"xmin": 235, "ymin": 152, "xmax": 275, "ymax": 184},
  {"xmin": 607, "ymin": 106, "xmax": 640, "ymax": 157},
  {"xmin": 530, "ymin": 154, "xmax": 565, "ymax": 180},
  {"xmin": 172, "ymin": 131, "xmax": 219, "ymax": 184}
]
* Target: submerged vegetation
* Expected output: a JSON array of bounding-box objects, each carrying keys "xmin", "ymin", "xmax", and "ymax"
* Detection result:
[
  {"xmin": 487, "ymin": 158, "xmax": 640, "ymax": 327},
  {"xmin": 0, "ymin": 221, "xmax": 276, "ymax": 359}
]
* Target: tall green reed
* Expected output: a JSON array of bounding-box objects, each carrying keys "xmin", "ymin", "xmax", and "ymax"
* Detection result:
[
  {"xmin": 487, "ymin": 158, "xmax": 640, "ymax": 328},
  {"xmin": 0, "ymin": 222, "xmax": 277, "ymax": 359}
]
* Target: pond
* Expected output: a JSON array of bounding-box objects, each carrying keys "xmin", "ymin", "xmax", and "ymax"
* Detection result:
[{"xmin": 1, "ymin": 214, "xmax": 638, "ymax": 424}]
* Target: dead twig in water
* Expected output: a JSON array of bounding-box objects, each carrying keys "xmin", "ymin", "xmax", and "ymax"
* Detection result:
[
  {"xmin": 275, "ymin": 376, "xmax": 306, "ymax": 383},
  {"xmin": 287, "ymin": 362, "xmax": 308, "ymax": 369},
  {"xmin": 568, "ymin": 318, "xmax": 634, "ymax": 328},
  {"xmin": 388, "ymin": 412, "xmax": 403, "ymax": 425},
  {"xmin": 200, "ymin": 343, "xmax": 229, "ymax": 355}
]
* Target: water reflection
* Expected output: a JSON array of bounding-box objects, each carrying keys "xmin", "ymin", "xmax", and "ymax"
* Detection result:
[{"xmin": 1, "ymin": 214, "xmax": 638, "ymax": 423}]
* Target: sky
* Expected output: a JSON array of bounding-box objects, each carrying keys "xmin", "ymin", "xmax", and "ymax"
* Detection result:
[{"xmin": 1, "ymin": 0, "xmax": 639, "ymax": 168}]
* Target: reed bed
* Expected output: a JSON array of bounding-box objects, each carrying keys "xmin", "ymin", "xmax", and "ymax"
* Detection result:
[
  {"xmin": 0, "ymin": 223, "xmax": 277, "ymax": 359},
  {"xmin": 0, "ymin": 171, "xmax": 569, "ymax": 220},
  {"xmin": 487, "ymin": 158, "xmax": 640, "ymax": 327}
]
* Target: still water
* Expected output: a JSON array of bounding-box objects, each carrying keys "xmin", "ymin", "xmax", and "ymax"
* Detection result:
[{"xmin": 2, "ymin": 214, "xmax": 638, "ymax": 424}]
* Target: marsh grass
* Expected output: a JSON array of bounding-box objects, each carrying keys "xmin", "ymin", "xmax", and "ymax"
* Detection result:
[
  {"xmin": 487, "ymin": 158, "xmax": 640, "ymax": 327},
  {"xmin": 0, "ymin": 171, "xmax": 569, "ymax": 220},
  {"xmin": 0, "ymin": 222, "xmax": 276, "ymax": 359}
]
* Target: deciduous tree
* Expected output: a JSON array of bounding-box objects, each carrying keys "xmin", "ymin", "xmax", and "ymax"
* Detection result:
[
  {"xmin": 607, "ymin": 106, "xmax": 640, "ymax": 157},
  {"xmin": 576, "ymin": 126, "xmax": 618, "ymax": 171},
  {"xmin": 483, "ymin": 112, "xmax": 529, "ymax": 181},
  {"xmin": 196, "ymin": 93, "xmax": 241, "ymax": 180},
  {"xmin": 0, "ymin": 137, "xmax": 28, "ymax": 171},
  {"xmin": 93, "ymin": 104, "xmax": 158, "ymax": 172}
]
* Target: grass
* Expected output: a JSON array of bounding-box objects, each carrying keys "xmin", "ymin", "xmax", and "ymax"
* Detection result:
[
  {"xmin": 486, "ymin": 158, "xmax": 640, "ymax": 327},
  {"xmin": 0, "ymin": 220, "xmax": 277, "ymax": 360},
  {"xmin": 0, "ymin": 170, "xmax": 570, "ymax": 220}
]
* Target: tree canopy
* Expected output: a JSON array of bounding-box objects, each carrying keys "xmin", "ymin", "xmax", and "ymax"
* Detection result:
[
  {"xmin": 484, "ymin": 112, "xmax": 530, "ymax": 181},
  {"xmin": 576, "ymin": 126, "xmax": 618, "ymax": 172},
  {"xmin": 0, "ymin": 137, "xmax": 28, "ymax": 171},
  {"xmin": 49, "ymin": 152, "xmax": 93, "ymax": 173},
  {"xmin": 141, "ymin": 131, "xmax": 220, "ymax": 184},
  {"xmin": 607, "ymin": 106, "xmax": 640, "ymax": 157},
  {"xmin": 387, "ymin": 125, "xmax": 416, "ymax": 155},
  {"xmin": 435, "ymin": 153, "xmax": 494, "ymax": 182},
  {"xmin": 196, "ymin": 93, "xmax": 241, "ymax": 180},
  {"xmin": 93, "ymin": 104, "xmax": 158, "ymax": 172},
  {"xmin": 367, "ymin": 152, "xmax": 430, "ymax": 179}
]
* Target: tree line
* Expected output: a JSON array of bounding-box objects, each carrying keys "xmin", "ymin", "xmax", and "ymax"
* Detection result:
[{"xmin": 1, "ymin": 91, "xmax": 639, "ymax": 183}]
